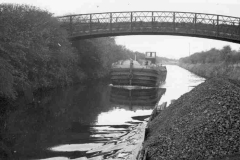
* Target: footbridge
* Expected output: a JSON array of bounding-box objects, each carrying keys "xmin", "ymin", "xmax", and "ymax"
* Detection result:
[{"xmin": 57, "ymin": 11, "xmax": 240, "ymax": 43}]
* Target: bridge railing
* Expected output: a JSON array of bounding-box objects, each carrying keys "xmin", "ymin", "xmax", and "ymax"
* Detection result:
[{"xmin": 57, "ymin": 11, "xmax": 240, "ymax": 41}]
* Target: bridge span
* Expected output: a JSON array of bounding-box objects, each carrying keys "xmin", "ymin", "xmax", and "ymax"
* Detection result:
[{"xmin": 57, "ymin": 11, "xmax": 240, "ymax": 43}]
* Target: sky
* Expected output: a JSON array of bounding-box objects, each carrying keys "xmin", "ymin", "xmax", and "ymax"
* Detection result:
[{"xmin": 1, "ymin": 0, "xmax": 240, "ymax": 59}]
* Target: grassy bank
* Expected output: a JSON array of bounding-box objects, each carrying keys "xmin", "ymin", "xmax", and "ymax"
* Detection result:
[
  {"xmin": 179, "ymin": 62, "xmax": 240, "ymax": 80},
  {"xmin": 178, "ymin": 45, "xmax": 240, "ymax": 80},
  {"xmin": 143, "ymin": 78, "xmax": 240, "ymax": 160}
]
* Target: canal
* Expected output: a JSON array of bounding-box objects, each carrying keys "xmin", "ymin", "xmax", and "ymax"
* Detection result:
[{"xmin": 5, "ymin": 65, "xmax": 205, "ymax": 159}]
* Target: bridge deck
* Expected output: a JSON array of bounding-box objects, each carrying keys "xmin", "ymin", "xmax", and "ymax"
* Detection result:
[{"xmin": 57, "ymin": 11, "xmax": 240, "ymax": 43}]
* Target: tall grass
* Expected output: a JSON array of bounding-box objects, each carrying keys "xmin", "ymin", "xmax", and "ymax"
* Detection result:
[{"xmin": 179, "ymin": 63, "xmax": 240, "ymax": 80}]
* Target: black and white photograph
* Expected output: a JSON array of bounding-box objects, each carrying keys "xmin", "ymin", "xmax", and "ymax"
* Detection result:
[{"xmin": 0, "ymin": 0, "xmax": 240, "ymax": 159}]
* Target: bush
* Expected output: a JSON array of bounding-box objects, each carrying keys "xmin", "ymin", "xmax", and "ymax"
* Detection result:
[
  {"xmin": 0, "ymin": 3, "xmax": 145, "ymax": 100},
  {"xmin": 0, "ymin": 4, "xmax": 83, "ymax": 99}
]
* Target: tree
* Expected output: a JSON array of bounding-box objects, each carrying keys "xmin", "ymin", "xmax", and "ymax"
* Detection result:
[
  {"xmin": 220, "ymin": 45, "xmax": 231, "ymax": 61},
  {"xmin": 0, "ymin": 4, "xmax": 81, "ymax": 99}
]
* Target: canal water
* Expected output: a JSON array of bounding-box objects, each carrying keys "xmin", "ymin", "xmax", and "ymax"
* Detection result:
[{"xmin": 4, "ymin": 65, "xmax": 205, "ymax": 159}]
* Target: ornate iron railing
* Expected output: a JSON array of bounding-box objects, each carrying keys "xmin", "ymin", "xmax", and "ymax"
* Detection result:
[{"xmin": 57, "ymin": 11, "xmax": 240, "ymax": 42}]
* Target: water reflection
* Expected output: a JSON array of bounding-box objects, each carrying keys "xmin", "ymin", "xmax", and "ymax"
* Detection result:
[
  {"xmin": 6, "ymin": 82, "xmax": 164, "ymax": 159},
  {"xmin": 3, "ymin": 65, "xmax": 205, "ymax": 160},
  {"xmin": 110, "ymin": 87, "xmax": 166, "ymax": 110},
  {"xmin": 96, "ymin": 87, "xmax": 166, "ymax": 126},
  {"xmin": 158, "ymin": 65, "xmax": 205, "ymax": 106}
]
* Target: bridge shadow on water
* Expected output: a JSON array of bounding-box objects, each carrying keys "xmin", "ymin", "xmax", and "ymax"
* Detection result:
[{"xmin": 2, "ymin": 81, "xmax": 165, "ymax": 159}]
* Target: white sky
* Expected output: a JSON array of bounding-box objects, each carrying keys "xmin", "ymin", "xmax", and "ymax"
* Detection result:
[{"xmin": 1, "ymin": 0, "xmax": 240, "ymax": 59}]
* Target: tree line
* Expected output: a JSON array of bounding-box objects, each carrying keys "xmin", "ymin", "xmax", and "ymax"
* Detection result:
[
  {"xmin": 180, "ymin": 45, "xmax": 240, "ymax": 64},
  {"xmin": 0, "ymin": 4, "xmax": 144, "ymax": 100}
]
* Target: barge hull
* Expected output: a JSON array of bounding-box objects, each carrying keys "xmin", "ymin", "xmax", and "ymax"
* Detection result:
[{"xmin": 111, "ymin": 68, "xmax": 167, "ymax": 87}]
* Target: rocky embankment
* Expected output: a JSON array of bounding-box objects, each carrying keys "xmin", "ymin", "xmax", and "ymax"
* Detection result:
[{"xmin": 143, "ymin": 78, "xmax": 240, "ymax": 160}]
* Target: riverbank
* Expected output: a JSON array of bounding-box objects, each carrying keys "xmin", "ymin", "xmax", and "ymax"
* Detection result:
[
  {"xmin": 142, "ymin": 77, "xmax": 240, "ymax": 160},
  {"xmin": 0, "ymin": 65, "xmax": 205, "ymax": 160},
  {"xmin": 179, "ymin": 63, "xmax": 240, "ymax": 80}
]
